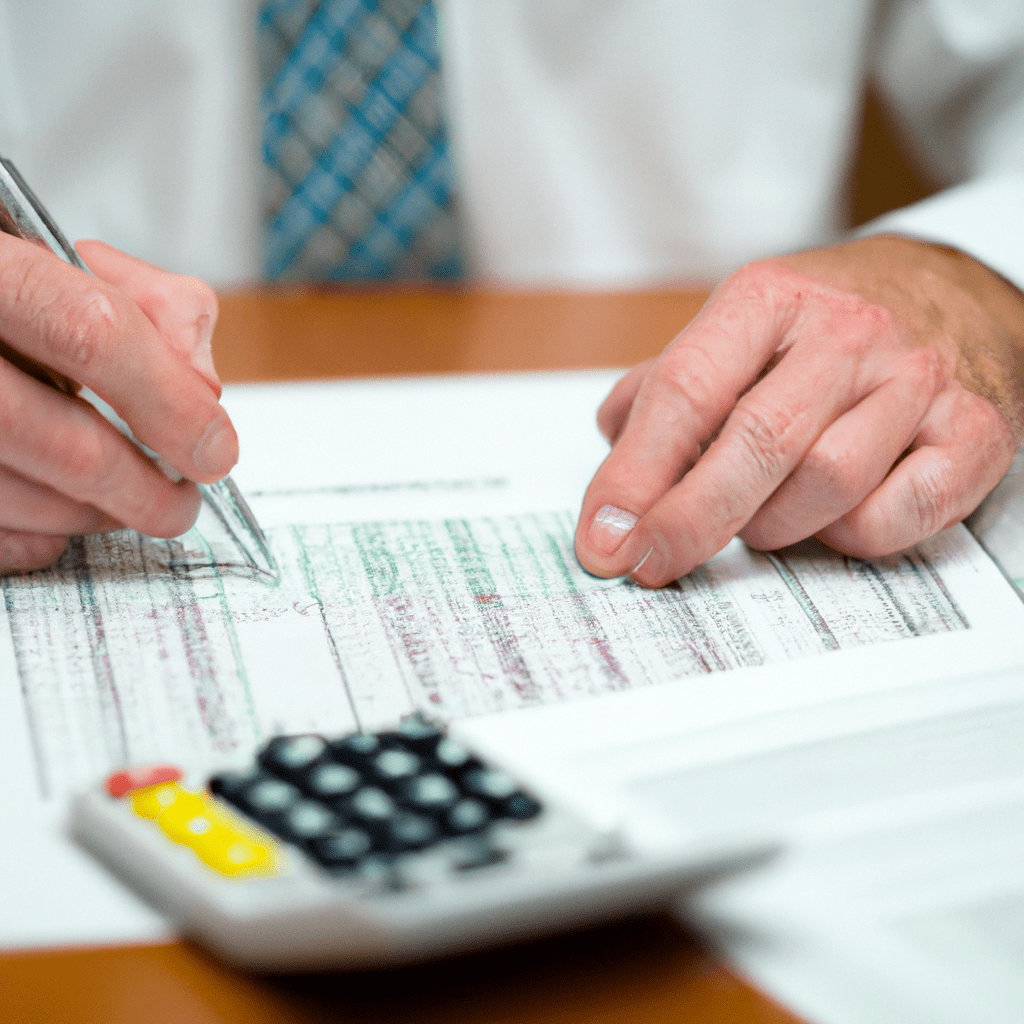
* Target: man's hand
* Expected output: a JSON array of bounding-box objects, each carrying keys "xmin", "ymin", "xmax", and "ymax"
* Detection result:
[
  {"xmin": 0, "ymin": 235, "xmax": 238, "ymax": 573},
  {"xmin": 575, "ymin": 235, "xmax": 1024, "ymax": 587}
]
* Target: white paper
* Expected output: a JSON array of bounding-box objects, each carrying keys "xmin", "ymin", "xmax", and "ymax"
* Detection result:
[
  {"xmin": 2, "ymin": 370, "xmax": 1023, "ymax": 969},
  {"xmin": 686, "ymin": 764, "xmax": 1024, "ymax": 1024}
]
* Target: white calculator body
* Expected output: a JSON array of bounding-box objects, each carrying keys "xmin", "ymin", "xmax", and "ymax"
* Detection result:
[{"xmin": 70, "ymin": 718, "xmax": 763, "ymax": 971}]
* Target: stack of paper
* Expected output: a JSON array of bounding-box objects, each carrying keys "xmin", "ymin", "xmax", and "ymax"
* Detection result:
[{"xmin": 1, "ymin": 371, "xmax": 1022, "ymax": 1024}]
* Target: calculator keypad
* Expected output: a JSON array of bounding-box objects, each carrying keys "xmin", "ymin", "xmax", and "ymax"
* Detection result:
[{"xmin": 209, "ymin": 719, "xmax": 541, "ymax": 874}]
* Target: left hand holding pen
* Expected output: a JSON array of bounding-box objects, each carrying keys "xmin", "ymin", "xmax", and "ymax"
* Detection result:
[{"xmin": 574, "ymin": 234, "xmax": 1024, "ymax": 587}]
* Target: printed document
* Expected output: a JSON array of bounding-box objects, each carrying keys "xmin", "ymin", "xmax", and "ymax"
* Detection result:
[{"xmin": 1, "ymin": 371, "xmax": 1022, "ymax": 969}]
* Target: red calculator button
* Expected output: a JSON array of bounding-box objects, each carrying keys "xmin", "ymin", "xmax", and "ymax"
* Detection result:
[{"xmin": 105, "ymin": 765, "xmax": 182, "ymax": 798}]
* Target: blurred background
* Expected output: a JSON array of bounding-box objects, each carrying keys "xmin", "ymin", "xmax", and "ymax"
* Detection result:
[{"xmin": 0, "ymin": 1, "xmax": 958, "ymax": 292}]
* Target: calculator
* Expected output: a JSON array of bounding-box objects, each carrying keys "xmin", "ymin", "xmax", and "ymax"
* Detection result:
[{"xmin": 70, "ymin": 717, "xmax": 757, "ymax": 971}]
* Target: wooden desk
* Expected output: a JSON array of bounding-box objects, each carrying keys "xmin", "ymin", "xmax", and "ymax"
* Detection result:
[
  {"xmin": 212, "ymin": 286, "xmax": 711, "ymax": 381},
  {"xmin": 0, "ymin": 287, "xmax": 804, "ymax": 1024}
]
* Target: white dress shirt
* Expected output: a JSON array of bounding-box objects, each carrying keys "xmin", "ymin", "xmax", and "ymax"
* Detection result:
[
  {"xmin": 0, "ymin": 0, "xmax": 261, "ymax": 285},
  {"xmin": 440, "ymin": 0, "xmax": 1024, "ymax": 289},
  {"xmin": 0, "ymin": 0, "xmax": 1021, "ymax": 291}
]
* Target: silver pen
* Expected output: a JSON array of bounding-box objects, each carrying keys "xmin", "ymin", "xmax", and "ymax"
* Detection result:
[{"xmin": 0, "ymin": 156, "xmax": 277, "ymax": 580}]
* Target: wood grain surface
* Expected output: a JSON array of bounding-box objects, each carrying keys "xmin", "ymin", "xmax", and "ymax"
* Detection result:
[
  {"xmin": 212, "ymin": 287, "xmax": 709, "ymax": 383},
  {"xmin": 0, "ymin": 916, "xmax": 801, "ymax": 1024}
]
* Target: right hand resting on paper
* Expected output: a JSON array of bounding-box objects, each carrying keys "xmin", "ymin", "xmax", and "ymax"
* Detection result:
[
  {"xmin": 573, "ymin": 236, "xmax": 1023, "ymax": 587},
  {"xmin": 0, "ymin": 236, "xmax": 238, "ymax": 574}
]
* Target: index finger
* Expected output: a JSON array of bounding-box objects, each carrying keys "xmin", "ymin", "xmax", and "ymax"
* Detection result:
[
  {"xmin": 0, "ymin": 234, "xmax": 237, "ymax": 483},
  {"xmin": 575, "ymin": 267, "xmax": 794, "ymax": 575}
]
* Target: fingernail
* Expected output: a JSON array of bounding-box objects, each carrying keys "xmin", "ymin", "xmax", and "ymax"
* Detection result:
[
  {"xmin": 589, "ymin": 504, "xmax": 639, "ymax": 555},
  {"xmin": 192, "ymin": 417, "xmax": 237, "ymax": 480},
  {"xmin": 190, "ymin": 313, "xmax": 220, "ymax": 387}
]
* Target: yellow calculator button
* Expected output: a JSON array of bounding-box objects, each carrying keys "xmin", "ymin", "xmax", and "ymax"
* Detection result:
[
  {"xmin": 156, "ymin": 793, "xmax": 218, "ymax": 843},
  {"xmin": 152, "ymin": 790, "xmax": 210, "ymax": 839},
  {"xmin": 131, "ymin": 781, "xmax": 188, "ymax": 819},
  {"xmin": 129, "ymin": 779, "xmax": 279, "ymax": 877},
  {"xmin": 192, "ymin": 828, "xmax": 279, "ymax": 877}
]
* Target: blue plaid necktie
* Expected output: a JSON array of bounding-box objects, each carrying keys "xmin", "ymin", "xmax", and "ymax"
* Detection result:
[{"xmin": 259, "ymin": 0, "xmax": 461, "ymax": 281}]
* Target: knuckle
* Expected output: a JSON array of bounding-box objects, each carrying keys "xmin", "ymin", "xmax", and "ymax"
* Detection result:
[
  {"xmin": 801, "ymin": 444, "xmax": 861, "ymax": 506},
  {"xmin": 854, "ymin": 300, "xmax": 900, "ymax": 341},
  {"xmin": 152, "ymin": 274, "xmax": 219, "ymax": 328},
  {"xmin": 817, "ymin": 300, "xmax": 899, "ymax": 364},
  {"xmin": 960, "ymin": 389, "xmax": 1008, "ymax": 435},
  {"xmin": 725, "ymin": 399, "xmax": 797, "ymax": 484},
  {"xmin": 0, "ymin": 242, "xmax": 50, "ymax": 308},
  {"xmin": 188, "ymin": 276, "xmax": 219, "ymax": 324},
  {"xmin": 47, "ymin": 288, "xmax": 122, "ymax": 373},
  {"xmin": 655, "ymin": 342, "xmax": 728, "ymax": 424},
  {"xmin": 957, "ymin": 393, "xmax": 1014, "ymax": 470},
  {"xmin": 714, "ymin": 260, "xmax": 795, "ymax": 328},
  {"xmin": 0, "ymin": 242, "xmax": 128, "ymax": 377},
  {"xmin": 907, "ymin": 458, "xmax": 956, "ymax": 537},
  {"xmin": 829, "ymin": 326, "xmax": 873, "ymax": 363},
  {"xmin": 722, "ymin": 261, "xmax": 907, "ymax": 358},
  {"xmin": 64, "ymin": 291, "xmax": 121, "ymax": 370},
  {"xmin": 0, "ymin": 247, "xmax": 69, "ymax": 347},
  {"xmin": 710, "ymin": 260, "xmax": 797, "ymax": 336},
  {"xmin": 723, "ymin": 259, "xmax": 786, "ymax": 302},
  {"xmin": 44, "ymin": 424, "xmax": 117, "ymax": 497},
  {"xmin": 890, "ymin": 347, "xmax": 946, "ymax": 409},
  {"xmin": 822, "ymin": 290, "xmax": 900, "ymax": 342},
  {"xmin": 904, "ymin": 345, "xmax": 944, "ymax": 389}
]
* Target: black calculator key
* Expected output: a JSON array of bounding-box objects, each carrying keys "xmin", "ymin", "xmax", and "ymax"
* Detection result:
[
  {"xmin": 499, "ymin": 792, "xmax": 543, "ymax": 821},
  {"xmin": 245, "ymin": 778, "xmax": 303, "ymax": 815},
  {"xmin": 443, "ymin": 798, "xmax": 491, "ymax": 834},
  {"xmin": 214, "ymin": 776, "xmax": 305, "ymax": 837},
  {"xmin": 259, "ymin": 735, "xmax": 328, "ymax": 778},
  {"xmin": 432, "ymin": 738, "xmax": 475, "ymax": 771},
  {"xmin": 310, "ymin": 827, "xmax": 374, "ymax": 869},
  {"xmin": 383, "ymin": 812, "xmax": 438, "ymax": 852},
  {"xmin": 305, "ymin": 762, "xmax": 362, "ymax": 799},
  {"xmin": 348, "ymin": 787, "xmax": 397, "ymax": 822},
  {"xmin": 208, "ymin": 766, "xmax": 264, "ymax": 802},
  {"xmin": 372, "ymin": 749, "xmax": 421, "ymax": 783},
  {"xmin": 461, "ymin": 768, "xmax": 542, "ymax": 821},
  {"xmin": 462, "ymin": 768, "xmax": 517, "ymax": 800},
  {"xmin": 329, "ymin": 732, "xmax": 382, "ymax": 766},
  {"xmin": 207, "ymin": 724, "xmax": 544, "ymax": 874},
  {"xmin": 401, "ymin": 773, "xmax": 459, "ymax": 810},
  {"xmin": 394, "ymin": 717, "xmax": 443, "ymax": 753},
  {"xmin": 281, "ymin": 800, "xmax": 342, "ymax": 841}
]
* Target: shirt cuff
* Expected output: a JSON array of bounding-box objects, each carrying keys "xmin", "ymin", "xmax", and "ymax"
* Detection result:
[{"xmin": 857, "ymin": 172, "xmax": 1024, "ymax": 292}]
